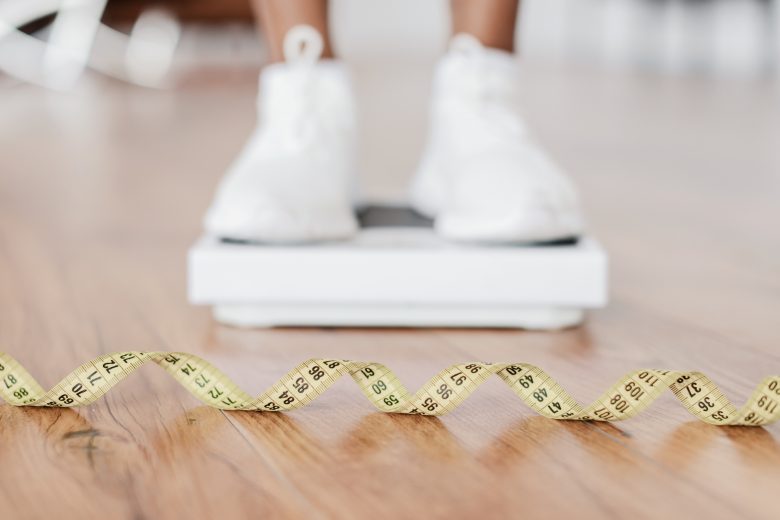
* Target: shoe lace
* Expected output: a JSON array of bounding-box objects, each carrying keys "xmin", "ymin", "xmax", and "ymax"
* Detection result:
[
  {"xmin": 266, "ymin": 25, "xmax": 323, "ymax": 151},
  {"xmin": 448, "ymin": 34, "xmax": 528, "ymax": 144}
]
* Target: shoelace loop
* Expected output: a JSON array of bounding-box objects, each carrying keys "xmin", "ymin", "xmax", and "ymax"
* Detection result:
[{"xmin": 283, "ymin": 24, "xmax": 324, "ymax": 66}]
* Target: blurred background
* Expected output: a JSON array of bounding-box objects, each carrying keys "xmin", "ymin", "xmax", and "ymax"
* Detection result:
[
  {"xmin": 2, "ymin": 0, "xmax": 778, "ymax": 239},
  {"xmin": 5, "ymin": 0, "xmax": 779, "ymax": 81},
  {"xmin": 1, "ymin": 0, "xmax": 779, "ymax": 381}
]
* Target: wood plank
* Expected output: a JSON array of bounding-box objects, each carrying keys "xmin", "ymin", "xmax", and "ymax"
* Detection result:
[{"xmin": 0, "ymin": 63, "xmax": 778, "ymax": 519}]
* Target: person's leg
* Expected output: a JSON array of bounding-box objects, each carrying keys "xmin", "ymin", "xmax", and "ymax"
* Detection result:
[
  {"xmin": 410, "ymin": 0, "xmax": 584, "ymax": 243},
  {"xmin": 204, "ymin": 0, "xmax": 358, "ymax": 242},
  {"xmin": 450, "ymin": 0, "xmax": 519, "ymax": 52},
  {"xmin": 251, "ymin": 0, "xmax": 334, "ymax": 62}
]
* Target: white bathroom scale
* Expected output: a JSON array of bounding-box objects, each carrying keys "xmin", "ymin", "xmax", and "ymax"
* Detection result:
[{"xmin": 188, "ymin": 205, "xmax": 608, "ymax": 329}]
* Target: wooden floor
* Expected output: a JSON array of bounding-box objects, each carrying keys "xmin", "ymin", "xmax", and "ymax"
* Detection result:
[{"xmin": 1, "ymin": 63, "xmax": 779, "ymax": 519}]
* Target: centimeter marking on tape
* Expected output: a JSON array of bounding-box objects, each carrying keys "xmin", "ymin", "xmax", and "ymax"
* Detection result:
[{"xmin": 0, "ymin": 351, "xmax": 778, "ymax": 426}]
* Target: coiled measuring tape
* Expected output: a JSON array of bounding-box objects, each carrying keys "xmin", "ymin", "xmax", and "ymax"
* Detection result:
[{"xmin": 1, "ymin": 351, "xmax": 778, "ymax": 425}]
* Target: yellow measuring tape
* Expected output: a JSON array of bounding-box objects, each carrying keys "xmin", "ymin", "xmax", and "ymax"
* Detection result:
[{"xmin": 1, "ymin": 351, "xmax": 778, "ymax": 425}]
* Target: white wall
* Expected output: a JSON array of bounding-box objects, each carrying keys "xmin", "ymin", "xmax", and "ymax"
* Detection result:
[{"xmin": 329, "ymin": 0, "xmax": 777, "ymax": 77}]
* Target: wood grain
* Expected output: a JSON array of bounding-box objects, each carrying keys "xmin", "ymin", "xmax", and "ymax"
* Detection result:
[{"xmin": 0, "ymin": 63, "xmax": 779, "ymax": 520}]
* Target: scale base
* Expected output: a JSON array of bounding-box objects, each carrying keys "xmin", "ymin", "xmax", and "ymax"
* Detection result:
[
  {"xmin": 213, "ymin": 304, "xmax": 584, "ymax": 330},
  {"xmin": 189, "ymin": 206, "xmax": 608, "ymax": 330}
]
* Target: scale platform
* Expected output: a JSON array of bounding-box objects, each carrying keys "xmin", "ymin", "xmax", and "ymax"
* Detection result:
[{"xmin": 188, "ymin": 206, "xmax": 608, "ymax": 329}]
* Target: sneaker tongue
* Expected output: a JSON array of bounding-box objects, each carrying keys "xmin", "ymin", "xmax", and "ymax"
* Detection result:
[
  {"xmin": 436, "ymin": 39, "xmax": 519, "ymax": 107},
  {"xmin": 447, "ymin": 35, "xmax": 519, "ymax": 79},
  {"xmin": 449, "ymin": 33, "xmax": 484, "ymax": 54}
]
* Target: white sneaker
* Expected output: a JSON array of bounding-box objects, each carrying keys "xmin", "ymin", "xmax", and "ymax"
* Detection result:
[
  {"xmin": 204, "ymin": 25, "xmax": 358, "ymax": 243},
  {"xmin": 410, "ymin": 34, "xmax": 584, "ymax": 243}
]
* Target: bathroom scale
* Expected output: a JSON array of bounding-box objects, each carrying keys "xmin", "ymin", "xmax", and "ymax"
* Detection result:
[{"xmin": 188, "ymin": 205, "xmax": 608, "ymax": 329}]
